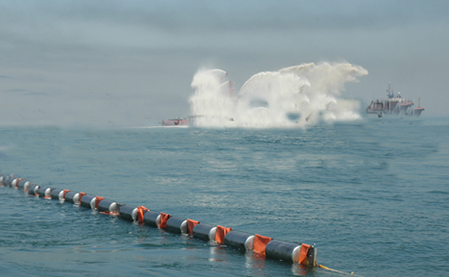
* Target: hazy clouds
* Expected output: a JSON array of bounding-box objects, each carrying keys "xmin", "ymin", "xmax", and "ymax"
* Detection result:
[{"xmin": 1, "ymin": 0, "xmax": 448, "ymax": 126}]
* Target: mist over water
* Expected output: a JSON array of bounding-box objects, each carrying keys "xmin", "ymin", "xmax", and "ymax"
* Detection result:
[{"xmin": 189, "ymin": 62, "xmax": 368, "ymax": 128}]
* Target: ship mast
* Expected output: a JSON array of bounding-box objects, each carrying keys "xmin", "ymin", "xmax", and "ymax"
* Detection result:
[{"xmin": 386, "ymin": 82, "xmax": 394, "ymax": 99}]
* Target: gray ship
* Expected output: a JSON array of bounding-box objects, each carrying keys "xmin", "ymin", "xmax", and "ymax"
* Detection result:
[{"xmin": 366, "ymin": 83, "xmax": 424, "ymax": 117}]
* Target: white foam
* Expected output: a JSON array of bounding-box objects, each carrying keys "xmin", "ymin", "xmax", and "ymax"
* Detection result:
[{"xmin": 189, "ymin": 62, "xmax": 368, "ymax": 128}]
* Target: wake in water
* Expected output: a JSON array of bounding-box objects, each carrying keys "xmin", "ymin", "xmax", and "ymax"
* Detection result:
[{"xmin": 189, "ymin": 62, "xmax": 368, "ymax": 128}]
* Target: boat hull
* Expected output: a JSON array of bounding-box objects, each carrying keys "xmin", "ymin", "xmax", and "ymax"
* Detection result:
[{"xmin": 161, "ymin": 119, "xmax": 189, "ymax": 126}]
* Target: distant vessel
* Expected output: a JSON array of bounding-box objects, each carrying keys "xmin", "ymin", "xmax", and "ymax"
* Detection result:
[
  {"xmin": 160, "ymin": 118, "xmax": 189, "ymax": 126},
  {"xmin": 366, "ymin": 83, "xmax": 424, "ymax": 117}
]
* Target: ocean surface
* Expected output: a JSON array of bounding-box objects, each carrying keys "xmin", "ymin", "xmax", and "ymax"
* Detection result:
[{"xmin": 1, "ymin": 117, "xmax": 448, "ymax": 276}]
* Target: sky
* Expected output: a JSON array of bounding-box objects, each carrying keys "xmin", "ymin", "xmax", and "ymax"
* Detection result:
[{"xmin": 1, "ymin": 0, "xmax": 448, "ymax": 127}]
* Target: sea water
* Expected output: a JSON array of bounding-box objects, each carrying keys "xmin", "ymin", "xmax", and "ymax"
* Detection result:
[{"xmin": 1, "ymin": 117, "xmax": 448, "ymax": 276}]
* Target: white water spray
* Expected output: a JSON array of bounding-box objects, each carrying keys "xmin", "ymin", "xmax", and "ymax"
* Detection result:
[{"xmin": 189, "ymin": 62, "xmax": 368, "ymax": 128}]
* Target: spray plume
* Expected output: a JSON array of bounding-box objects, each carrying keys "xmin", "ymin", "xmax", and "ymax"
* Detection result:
[{"xmin": 189, "ymin": 62, "xmax": 368, "ymax": 128}]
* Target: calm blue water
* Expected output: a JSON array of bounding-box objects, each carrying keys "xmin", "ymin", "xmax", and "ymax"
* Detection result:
[{"xmin": 1, "ymin": 117, "xmax": 448, "ymax": 276}]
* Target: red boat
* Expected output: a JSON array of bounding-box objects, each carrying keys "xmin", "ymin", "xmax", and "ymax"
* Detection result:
[{"xmin": 161, "ymin": 118, "xmax": 189, "ymax": 126}]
